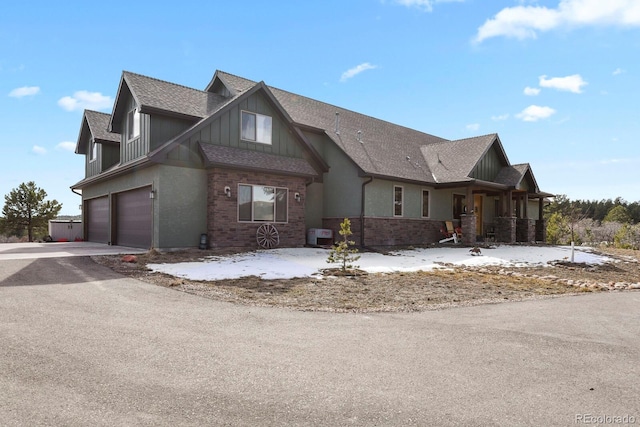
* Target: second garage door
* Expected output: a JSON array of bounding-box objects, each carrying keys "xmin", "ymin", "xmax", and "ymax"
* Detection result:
[{"xmin": 116, "ymin": 187, "xmax": 152, "ymax": 248}]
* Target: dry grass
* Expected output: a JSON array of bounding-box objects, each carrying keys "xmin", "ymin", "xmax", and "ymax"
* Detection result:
[{"xmin": 93, "ymin": 246, "xmax": 640, "ymax": 313}]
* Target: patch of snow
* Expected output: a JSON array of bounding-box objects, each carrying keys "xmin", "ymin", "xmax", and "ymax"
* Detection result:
[{"xmin": 147, "ymin": 245, "xmax": 614, "ymax": 281}]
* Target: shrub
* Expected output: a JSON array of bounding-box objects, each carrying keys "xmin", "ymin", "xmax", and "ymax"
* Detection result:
[{"xmin": 327, "ymin": 218, "xmax": 360, "ymax": 273}]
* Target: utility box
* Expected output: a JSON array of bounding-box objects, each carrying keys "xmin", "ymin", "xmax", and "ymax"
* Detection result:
[{"xmin": 307, "ymin": 228, "xmax": 333, "ymax": 246}]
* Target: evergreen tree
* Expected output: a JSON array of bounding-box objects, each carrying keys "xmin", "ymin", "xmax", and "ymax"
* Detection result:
[
  {"xmin": 2, "ymin": 182, "xmax": 62, "ymax": 242},
  {"xmin": 327, "ymin": 218, "xmax": 360, "ymax": 273},
  {"xmin": 603, "ymin": 205, "xmax": 632, "ymax": 224}
]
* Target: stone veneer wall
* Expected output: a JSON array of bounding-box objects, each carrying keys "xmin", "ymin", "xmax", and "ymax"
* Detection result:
[
  {"xmin": 207, "ymin": 168, "xmax": 306, "ymax": 248},
  {"xmin": 460, "ymin": 214, "xmax": 477, "ymax": 245},
  {"xmin": 516, "ymin": 218, "xmax": 536, "ymax": 243},
  {"xmin": 535, "ymin": 219, "xmax": 546, "ymax": 242},
  {"xmin": 495, "ymin": 217, "xmax": 516, "ymax": 243},
  {"xmin": 322, "ymin": 217, "xmax": 443, "ymax": 247}
]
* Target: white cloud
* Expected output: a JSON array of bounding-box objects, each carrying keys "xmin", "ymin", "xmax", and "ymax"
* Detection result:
[
  {"xmin": 474, "ymin": 0, "xmax": 640, "ymax": 43},
  {"xmin": 9, "ymin": 86, "xmax": 40, "ymax": 98},
  {"xmin": 612, "ymin": 67, "xmax": 626, "ymax": 75},
  {"xmin": 392, "ymin": 0, "xmax": 464, "ymax": 12},
  {"xmin": 56, "ymin": 141, "xmax": 76, "ymax": 152},
  {"xmin": 516, "ymin": 105, "xmax": 556, "ymax": 122},
  {"xmin": 465, "ymin": 123, "xmax": 480, "ymax": 131},
  {"xmin": 32, "ymin": 145, "xmax": 47, "ymax": 155},
  {"xmin": 58, "ymin": 90, "xmax": 113, "ymax": 112},
  {"xmin": 524, "ymin": 86, "xmax": 541, "ymax": 96},
  {"xmin": 539, "ymin": 74, "xmax": 587, "ymax": 93},
  {"xmin": 340, "ymin": 63, "xmax": 378, "ymax": 82},
  {"xmin": 491, "ymin": 113, "xmax": 509, "ymax": 121}
]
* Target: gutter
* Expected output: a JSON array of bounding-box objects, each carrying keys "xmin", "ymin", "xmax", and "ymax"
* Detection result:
[{"xmin": 360, "ymin": 176, "xmax": 374, "ymax": 247}]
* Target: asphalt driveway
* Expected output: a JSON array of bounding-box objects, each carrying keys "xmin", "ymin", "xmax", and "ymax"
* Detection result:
[
  {"xmin": 1, "ymin": 255, "xmax": 639, "ymax": 426},
  {"xmin": 0, "ymin": 241, "xmax": 146, "ymax": 261}
]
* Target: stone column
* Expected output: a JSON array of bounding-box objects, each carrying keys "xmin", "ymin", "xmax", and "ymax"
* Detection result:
[
  {"xmin": 516, "ymin": 218, "xmax": 536, "ymax": 242},
  {"xmin": 535, "ymin": 219, "xmax": 546, "ymax": 242},
  {"xmin": 495, "ymin": 217, "xmax": 516, "ymax": 243},
  {"xmin": 460, "ymin": 214, "xmax": 476, "ymax": 245}
]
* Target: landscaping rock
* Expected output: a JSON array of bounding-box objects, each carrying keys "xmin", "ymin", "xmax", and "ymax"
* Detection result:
[{"xmin": 121, "ymin": 255, "xmax": 138, "ymax": 263}]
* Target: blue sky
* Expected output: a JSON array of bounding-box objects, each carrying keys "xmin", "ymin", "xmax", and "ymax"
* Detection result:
[{"xmin": 1, "ymin": 0, "xmax": 638, "ymax": 215}]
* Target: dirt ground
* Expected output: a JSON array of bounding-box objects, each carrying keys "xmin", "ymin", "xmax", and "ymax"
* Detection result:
[{"xmin": 93, "ymin": 246, "xmax": 640, "ymax": 313}]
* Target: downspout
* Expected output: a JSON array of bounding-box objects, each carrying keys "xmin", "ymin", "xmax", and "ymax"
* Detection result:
[{"xmin": 360, "ymin": 176, "xmax": 373, "ymax": 247}]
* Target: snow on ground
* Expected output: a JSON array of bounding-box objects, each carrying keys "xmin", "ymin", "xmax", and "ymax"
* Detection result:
[{"xmin": 148, "ymin": 245, "xmax": 614, "ymax": 282}]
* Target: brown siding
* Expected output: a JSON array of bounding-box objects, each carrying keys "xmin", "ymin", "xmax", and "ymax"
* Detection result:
[{"xmin": 207, "ymin": 168, "xmax": 306, "ymax": 248}]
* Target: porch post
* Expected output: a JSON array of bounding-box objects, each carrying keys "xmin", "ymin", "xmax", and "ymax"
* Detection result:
[
  {"xmin": 538, "ymin": 197, "xmax": 544, "ymax": 219},
  {"xmin": 461, "ymin": 186, "xmax": 476, "ymax": 244},
  {"xmin": 506, "ymin": 190, "xmax": 513, "ymax": 217}
]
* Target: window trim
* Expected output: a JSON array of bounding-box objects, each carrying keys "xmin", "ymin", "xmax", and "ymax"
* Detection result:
[
  {"xmin": 237, "ymin": 184, "xmax": 288, "ymax": 223},
  {"xmin": 240, "ymin": 110, "xmax": 272, "ymax": 145},
  {"xmin": 127, "ymin": 108, "xmax": 140, "ymax": 142},
  {"xmin": 421, "ymin": 189, "xmax": 431, "ymax": 218},
  {"xmin": 393, "ymin": 185, "xmax": 403, "ymax": 217}
]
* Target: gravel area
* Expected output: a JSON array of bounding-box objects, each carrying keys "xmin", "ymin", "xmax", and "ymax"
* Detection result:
[{"xmin": 93, "ymin": 246, "xmax": 640, "ymax": 313}]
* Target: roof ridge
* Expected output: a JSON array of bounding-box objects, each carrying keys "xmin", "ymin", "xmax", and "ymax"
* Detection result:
[
  {"xmin": 216, "ymin": 70, "xmax": 257, "ymax": 84},
  {"xmin": 123, "ymin": 70, "xmax": 207, "ymax": 95},
  {"xmin": 448, "ymin": 133, "xmax": 498, "ymax": 143},
  {"xmin": 215, "ymin": 70, "xmax": 446, "ymax": 141},
  {"xmin": 85, "ymin": 109, "xmax": 111, "ymax": 117}
]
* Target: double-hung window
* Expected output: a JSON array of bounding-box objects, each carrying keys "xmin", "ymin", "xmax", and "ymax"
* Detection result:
[
  {"xmin": 241, "ymin": 111, "xmax": 272, "ymax": 145},
  {"xmin": 393, "ymin": 186, "xmax": 403, "ymax": 217},
  {"xmin": 127, "ymin": 108, "xmax": 140, "ymax": 141},
  {"xmin": 238, "ymin": 184, "xmax": 287, "ymax": 222}
]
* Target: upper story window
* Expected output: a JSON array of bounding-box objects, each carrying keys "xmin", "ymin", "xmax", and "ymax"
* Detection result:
[
  {"xmin": 89, "ymin": 140, "xmax": 97, "ymax": 162},
  {"xmin": 238, "ymin": 184, "xmax": 287, "ymax": 222},
  {"xmin": 127, "ymin": 108, "xmax": 140, "ymax": 141},
  {"xmin": 241, "ymin": 111, "xmax": 272, "ymax": 145},
  {"xmin": 394, "ymin": 186, "xmax": 403, "ymax": 217}
]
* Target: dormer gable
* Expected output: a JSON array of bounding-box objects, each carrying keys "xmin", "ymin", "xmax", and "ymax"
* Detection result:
[{"xmin": 205, "ymin": 70, "xmax": 256, "ymax": 97}]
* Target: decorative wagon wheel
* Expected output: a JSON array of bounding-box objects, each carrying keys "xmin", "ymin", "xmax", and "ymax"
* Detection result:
[{"xmin": 256, "ymin": 224, "xmax": 279, "ymax": 249}]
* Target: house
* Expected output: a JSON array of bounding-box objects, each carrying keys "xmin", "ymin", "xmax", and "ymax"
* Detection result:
[{"xmin": 72, "ymin": 70, "xmax": 553, "ymax": 249}]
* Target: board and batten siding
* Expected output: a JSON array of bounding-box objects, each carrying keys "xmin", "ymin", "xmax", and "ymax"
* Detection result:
[
  {"xmin": 184, "ymin": 92, "xmax": 304, "ymax": 159},
  {"xmin": 149, "ymin": 115, "xmax": 193, "ymax": 152},
  {"xmin": 470, "ymin": 144, "xmax": 503, "ymax": 182},
  {"xmin": 120, "ymin": 95, "xmax": 150, "ymax": 164}
]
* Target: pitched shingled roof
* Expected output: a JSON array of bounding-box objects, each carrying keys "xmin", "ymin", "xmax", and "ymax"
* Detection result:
[
  {"xmin": 211, "ymin": 71, "xmax": 448, "ymax": 183},
  {"xmin": 85, "ymin": 110, "xmax": 120, "ymax": 144},
  {"xmin": 123, "ymin": 71, "xmax": 229, "ymax": 119},
  {"xmin": 199, "ymin": 143, "xmax": 318, "ymax": 177},
  {"xmin": 91, "ymin": 69, "xmax": 547, "ymax": 192},
  {"xmin": 421, "ymin": 134, "xmax": 499, "ymax": 183}
]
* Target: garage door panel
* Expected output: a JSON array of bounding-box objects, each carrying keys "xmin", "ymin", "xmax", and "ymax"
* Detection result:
[
  {"xmin": 116, "ymin": 187, "xmax": 152, "ymax": 248},
  {"xmin": 87, "ymin": 197, "xmax": 109, "ymax": 244}
]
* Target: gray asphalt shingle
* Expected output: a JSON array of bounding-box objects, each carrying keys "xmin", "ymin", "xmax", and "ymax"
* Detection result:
[
  {"xmin": 199, "ymin": 143, "xmax": 318, "ymax": 177},
  {"xmin": 85, "ymin": 110, "xmax": 120, "ymax": 143}
]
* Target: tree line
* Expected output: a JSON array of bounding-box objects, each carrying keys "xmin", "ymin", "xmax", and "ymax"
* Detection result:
[
  {"xmin": 546, "ymin": 195, "xmax": 640, "ymax": 224},
  {"xmin": 545, "ymin": 195, "xmax": 640, "ymax": 248}
]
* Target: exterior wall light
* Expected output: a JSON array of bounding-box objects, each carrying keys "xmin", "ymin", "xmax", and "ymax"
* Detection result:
[
  {"xmin": 294, "ymin": 192, "xmax": 301, "ymax": 202},
  {"xmin": 149, "ymin": 190, "xmax": 156, "ymax": 199},
  {"xmin": 224, "ymin": 186, "xmax": 232, "ymax": 198}
]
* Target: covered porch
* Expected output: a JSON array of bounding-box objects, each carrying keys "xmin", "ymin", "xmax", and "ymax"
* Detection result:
[{"xmin": 455, "ymin": 183, "xmax": 553, "ymax": 245}]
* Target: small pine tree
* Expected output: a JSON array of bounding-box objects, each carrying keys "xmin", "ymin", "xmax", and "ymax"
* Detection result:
[{"xmin": 327, "ymin": 218, "xmax": 360, "ymax": 273}]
